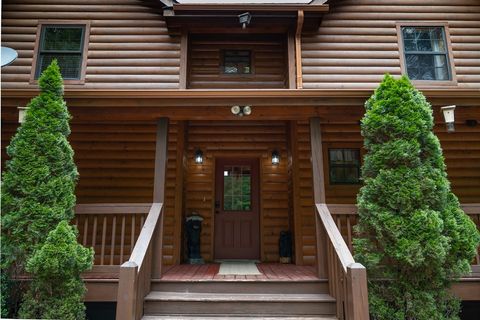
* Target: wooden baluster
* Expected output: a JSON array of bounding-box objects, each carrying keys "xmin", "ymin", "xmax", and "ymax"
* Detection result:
[
  {"xmin": 347, "ymin": 215, "xmax": 353, "ymax": 253},
  {"xmin": 131, "ymin": 215, "xmax": 136, "ymax": 256},
  {"xmin": 337, "ymin": 216, "xmax": 344, "ymax": 242},
  {"xmin": 140, "ymin": 215, "xmax": 145, "ymax": 228},
  {"xmin": 110, "ymin": 215, "xmax": 117, "ymax": 265},
  {"xmin": 100, "ymin": 216, "xmax": 107, "ymax": 265},
  {"xmin": 120, "ymin": 215, "xmax": 126, "ymax": 263},
  {"xmin": 92, "ymin": 216, "xmax": 98, "ymax": 251},
  {"xmin": 83, "ymin": 216, "xmax": 88, "ymax": 247}
]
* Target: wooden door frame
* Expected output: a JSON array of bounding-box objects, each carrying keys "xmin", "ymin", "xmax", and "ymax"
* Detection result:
[{"xmin": 213, "ymin": 157, "xmax": 261, "ymax": 260}]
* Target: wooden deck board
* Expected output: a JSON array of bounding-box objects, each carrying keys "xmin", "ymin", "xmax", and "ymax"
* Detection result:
[{"xmin": 160, "ymin": 263, "xmax": 319, "ymax": 282}]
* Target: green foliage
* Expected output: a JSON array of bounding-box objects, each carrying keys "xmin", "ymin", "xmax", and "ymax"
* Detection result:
[
  {"xmin": 0, "ymin": 60, "xmax": 92, "ymax": 318},
  {"xmin": 354, "ymin": 75, "xmax": 480, "ymax": 320},
  {"xmin": 18, "ymin": 221, "xmax": 94, "ymax": 320}
]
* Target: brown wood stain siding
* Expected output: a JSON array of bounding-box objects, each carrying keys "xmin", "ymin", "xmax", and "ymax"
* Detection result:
[
  {"xmin": 1, "ymin": 0, "xmax": 181, "ymax": 89},
  {"xmin": 188, "ymin": 34, "xmax": 288, "ymax": 89},
  {"xmin": 302, "ymin": 0, "xmax": 480, "ymax": 89},
  {"xmin": 182, "ymin": 121, "xmax": 290, "ymax": 263}
]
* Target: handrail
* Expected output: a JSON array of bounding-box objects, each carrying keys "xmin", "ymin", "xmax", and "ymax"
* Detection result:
[
  {"xmin": 116, "ymin": 202, "xmax": 163, "ymax": 320},
  {"xmin": 315, "ymin": 203, "xmax": 369, "ymax": 320},
  {"xmin": 316, "ymin": 204, "xmax": 355, "ymax": 272},
  {"xmin": 129, "ymin": 203, "xmax": 163, "ymax": 269}
]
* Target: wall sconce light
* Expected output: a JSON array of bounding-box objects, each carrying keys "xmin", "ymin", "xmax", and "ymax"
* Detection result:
[
  {"xmin": 231, "ymin": 105, "xmax": 252, "ymax": 117},
  {"xmin": 238, "ymin": 12, "xmax": 251, "ymax": 29},
  {"xmin": 194, "ymin": 149, "xmax": 204, "ymax": 164},
  {"xmin": 271, "ymin": 150, "xmax": 280, "ymax": 165},
  {"xmin": 18, "ymin": 106, "xmax": 27, "ymax": 123},
  {"xmin": 441, "ymin": 105, "xmax": 456, "ymax": 133}
]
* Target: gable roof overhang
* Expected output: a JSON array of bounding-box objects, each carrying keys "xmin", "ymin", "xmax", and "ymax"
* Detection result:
[{"xmin": 158, "ymin": 0, "xmax": 329, "ymax": 34}]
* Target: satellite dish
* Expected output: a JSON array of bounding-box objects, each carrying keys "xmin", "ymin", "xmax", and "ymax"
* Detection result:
[{"xmin": 1, "ymin": 46, "xmax": 18, "ymax": 67}]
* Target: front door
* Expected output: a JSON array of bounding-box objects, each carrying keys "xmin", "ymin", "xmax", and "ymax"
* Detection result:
[{"xmin": 214, "ymin": 158, "xmax": 260, "ymax": 260}]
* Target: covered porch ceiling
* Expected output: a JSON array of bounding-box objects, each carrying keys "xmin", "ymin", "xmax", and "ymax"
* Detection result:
[{"xmin": 159, "ymin": 0, "xmax": 329, "ymax": 33}]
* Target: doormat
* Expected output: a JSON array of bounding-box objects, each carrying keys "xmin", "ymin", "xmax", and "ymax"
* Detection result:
[{"xmin": 217, "ymin": 261, "xmax": 262, "ymax": 275}]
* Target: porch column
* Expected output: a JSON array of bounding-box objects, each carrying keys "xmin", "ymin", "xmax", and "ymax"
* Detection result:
[
  {"xmin": 152, "ymin": 118, "xmax": 169, "ymax": 278},
  {"xmin": 309, "ymin": 117, "xmax": 328, "ymax": 278}
]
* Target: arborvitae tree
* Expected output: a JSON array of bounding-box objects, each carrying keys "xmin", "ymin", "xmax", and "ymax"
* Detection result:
[
  {"xmin": 18, "ymin": 221, "xmax": 93, "ymax": 320},
  {"xmin": 354, "ymin": 75, "xmax": 480, "ymax": 320},
  {"xmin": 1, "ymin": 61, "xmax": 80, "ymax": 316}
]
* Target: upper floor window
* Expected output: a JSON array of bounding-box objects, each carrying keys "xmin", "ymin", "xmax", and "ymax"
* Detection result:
[
  {"xmin": 222, "ymin": 50, "xmax": 252, "ymax": 74},
  {"xmin": 400, "ymin": 26, "xmax": 452, "ymax": 82},
  {"xmin": 34, "ymin": 24, "xmax": 88, "ymax": 81},
  {"xmin": 328, "ymin": 149, "xmax": 361, "ymax": 185}
]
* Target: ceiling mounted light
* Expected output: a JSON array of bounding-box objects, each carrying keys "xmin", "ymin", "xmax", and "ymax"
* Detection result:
[
  {"xmin": 441, "ymin": 105, "xmax": 456, "ymax": 133},
  {"xmin": 238, "ymin": 12, "xmax": 251, "ymax": 29},
  {"xmin": 231, "ymin": 105, "xmax": 252, "ymax": 117}
]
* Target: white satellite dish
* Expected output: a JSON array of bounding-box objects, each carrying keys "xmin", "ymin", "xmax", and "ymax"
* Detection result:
[{"xmin": 1, "ymin": 46, "xmax": 18, "ymax": 67}]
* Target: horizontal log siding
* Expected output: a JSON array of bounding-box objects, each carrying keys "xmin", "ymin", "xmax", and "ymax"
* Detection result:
[
  {"xmin": 183, "ymin": 121, "xmax": 290, "ymax": 262},
  {"xmin": 1, "ymin": 0, "xmax": 181, "ymax": 89},
  {"xmin": 188, "ymin": 35, "xmax": 288, "ymax": 89},
  {"xmin": 302, "ymin": 0, "xmax": 480, "ymax": 89}
]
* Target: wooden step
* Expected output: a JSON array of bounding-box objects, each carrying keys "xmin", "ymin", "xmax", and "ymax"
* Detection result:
[
  {"xmin": 143, "ymin": 292, "xmax": 336, "ymax": 316},
  {"xmin": 151, "ymin": 279, "xmax": 328, "ymax": 294},
  {"xmin": 143, "ymin": 315, "xmax": 338, "ymax": 319}
]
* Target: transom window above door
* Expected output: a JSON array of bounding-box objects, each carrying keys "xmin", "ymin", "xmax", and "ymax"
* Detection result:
[
  {"xmin": 33, "ymin": 23, "xmax": 89, "ymax": 82},
  {"xmin": 398, "ymin": 25, "xmax": 455, "ymax": 82}
]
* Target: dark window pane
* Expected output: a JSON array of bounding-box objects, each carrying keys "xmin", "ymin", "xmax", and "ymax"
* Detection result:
[
  {"xmin": 42, "ymin": 27, "xmax": 83, "ymax": 51},
  {"xmin": 401, "ymin": 26, "xmax": 451, "ymax": 81},
  {"xmin": 406, "ymin": 54, "xmax": 448, "ymax": 80},
  {"xmin": 223, "ymin": 50, "xmax": 251, "ymax": 74},
  {"xmin": 329, "ymin": 149, "xmax": 360, "ymax": 184},
  {"xmin": 38, "ymin": 53, "xmax": 82, "ymax": 79},
  {"xmin": 223, "ymin": 165, "xmax": 251, "ymax": 211}
]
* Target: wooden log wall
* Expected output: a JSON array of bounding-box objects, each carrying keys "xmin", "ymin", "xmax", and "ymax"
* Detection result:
[
  {"xmin": 302, "ymin": 0, "xmax": 480, "ymax": 89},
  {"xmin": 188, "ymin": 34, "xmax": 288, "ymax": 89},
  {"xmin": 1, "ymin": 0, "xmax": 181, "ymax": 89},
  {"xmin": 178, "ymin": 121, "xmax": 291, "ymax": 263}
]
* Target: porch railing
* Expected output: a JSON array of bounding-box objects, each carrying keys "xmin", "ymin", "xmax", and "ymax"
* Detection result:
[
  {"xmin": 115, "ymin": 202, "xmax": 163, "ymax": 320},
  {"xmin": 329, "ymin": 204, "xmax": 480, "ymax": 266},
  {"xmin": 315, "ymin": 203, "xmax": 369, "ymax": 320}
]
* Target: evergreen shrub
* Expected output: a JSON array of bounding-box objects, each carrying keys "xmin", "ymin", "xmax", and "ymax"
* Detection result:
[{"xmin": 354, "ymin": 75, "xmax": 480, "ymax": 320}]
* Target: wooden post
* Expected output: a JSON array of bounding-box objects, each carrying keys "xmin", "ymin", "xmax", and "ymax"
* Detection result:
[
  {"xmin": 116, "ymin": 261, "xmax": 138, "ymax": 320},
  {"xmin": 179, "ymin": 29, "xmax": 188, "ymax": 89},
  {"xmin": 295, "ymin": 10, "xmax": 304, "ymax": 89},
  {"xmin": 173, "ymin": 121, "xmax": 186, "ymax": 264},
  {"xmin": 152, "ymin": 118, "xmax": 169, "ymax": 278},
  {"xmin": 346, "ymin": 263, "xmax": 369, "ymax": 320},
  {"xmin": 310, "ymin": 118, "xmax": 328, "ymax": 278}
]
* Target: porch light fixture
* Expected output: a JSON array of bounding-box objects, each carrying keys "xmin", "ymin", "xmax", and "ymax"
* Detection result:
[
  {"xmin": 238, "ymin": 12, "xmax": 251, "ymax": 29},
  {"xmin": 271, "ymin": 150, "xmax": 280, "ymax": 165},
  {"xmin": 231, "ymin": 105, "xmax": 252, "ymax": 117},
  {"xmin": 18, "ymin": 106, "xmax": 27, "ymax": 123},
  {"xmin": 441, "ymin": 105, "xmax": 456, "ymax": 133},
  {"xmin": 194, "ymin": 149, "xmax": 204, "ymax": 164}
]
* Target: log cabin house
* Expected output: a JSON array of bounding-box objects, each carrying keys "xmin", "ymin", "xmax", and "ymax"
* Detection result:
[{"xmin": 1, "ymin": 0, "xmax": 479, "ymax": 319}]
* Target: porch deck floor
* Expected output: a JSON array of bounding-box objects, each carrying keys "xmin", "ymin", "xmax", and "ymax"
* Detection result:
[{"xmin": 160, "ymin": 263, "xmax": 319, "ymax": 281}]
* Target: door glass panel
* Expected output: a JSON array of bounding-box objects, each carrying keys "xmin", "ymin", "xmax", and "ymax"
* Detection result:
[{"xmin": 223, "ymin": 165, "xmax": 251, "ymax": 211}]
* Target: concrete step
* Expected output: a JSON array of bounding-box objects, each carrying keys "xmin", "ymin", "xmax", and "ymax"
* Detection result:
[{"xmin": 143, "ymin": 291, "xmax": 336, "ymax": 316}]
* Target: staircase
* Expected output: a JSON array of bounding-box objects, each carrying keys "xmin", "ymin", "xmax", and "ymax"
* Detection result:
[{"xmin": 141, "ymin": 280, "xmax": 337, "ymax": 319}]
